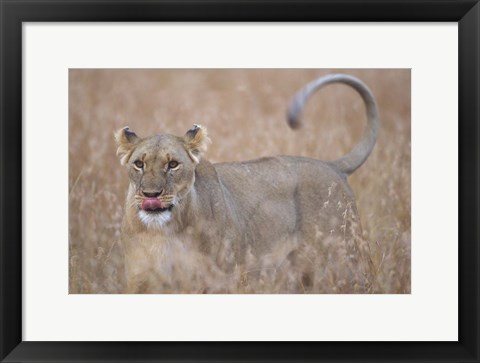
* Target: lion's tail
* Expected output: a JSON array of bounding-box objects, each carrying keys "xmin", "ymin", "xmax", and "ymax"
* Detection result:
[{"xmin": 287, "ymin": 74, "xmax": 379, "ymax": 175}]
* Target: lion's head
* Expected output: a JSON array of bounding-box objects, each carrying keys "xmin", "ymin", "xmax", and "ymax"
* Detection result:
[{"xmin": 114, "ymin": 124, "xmax": 211, "ymax": 228}]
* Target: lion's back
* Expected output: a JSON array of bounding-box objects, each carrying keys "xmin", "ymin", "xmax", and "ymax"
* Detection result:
[{"xmin": 213, "ymin": 156, "xmax": 360, "ymax": 248}]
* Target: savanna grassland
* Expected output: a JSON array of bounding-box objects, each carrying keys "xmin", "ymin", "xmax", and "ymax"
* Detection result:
[{"xmin": 69, "ymin": 69, "xmax": 410, "ymax": 294}]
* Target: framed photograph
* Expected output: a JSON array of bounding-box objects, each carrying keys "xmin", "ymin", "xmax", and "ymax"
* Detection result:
[
  {"xmin": 1, "ymin": 1, "xmax": 479, "ymax": 362},
  {"xmin": 68, "ymin": 68, "xmax": 411, "ymax": 295}
]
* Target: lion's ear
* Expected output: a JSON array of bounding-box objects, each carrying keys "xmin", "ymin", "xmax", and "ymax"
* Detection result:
[
  {"xmin": 184, "ymin": 124, "xmax": 211, "ymax": 163},
  {"xmin": 114, "ymin": 127, "xmax": 140, "ymax": 165}
]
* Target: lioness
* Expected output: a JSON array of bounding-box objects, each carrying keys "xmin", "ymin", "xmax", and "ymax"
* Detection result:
[{"xmin": 115, "ymin": 74, "xmax": 379, "ymax": 292}]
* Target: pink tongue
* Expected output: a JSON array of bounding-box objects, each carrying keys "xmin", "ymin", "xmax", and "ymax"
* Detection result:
[{"xmin": 141, "ymin": 198, "xmax": 164, "ymax": 211}]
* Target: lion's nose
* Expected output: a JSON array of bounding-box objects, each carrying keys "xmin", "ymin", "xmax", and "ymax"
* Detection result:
[{"xmin": 142, "ymin": 190, "xmax": 163, "ymax": 198}]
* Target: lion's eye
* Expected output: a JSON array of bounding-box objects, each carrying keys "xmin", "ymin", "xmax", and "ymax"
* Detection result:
[
  {"xmin": 168, "ymin": 161, "xmax": 179, "ymax": 169},
  {"xmin": 133, "ymin": 160, "xmax": 144, "ymax": 169}
]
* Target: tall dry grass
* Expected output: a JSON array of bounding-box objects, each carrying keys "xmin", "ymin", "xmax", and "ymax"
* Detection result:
[{"xmin": 69, "ymin": 69, "xmax": 410, "ymax": 294}]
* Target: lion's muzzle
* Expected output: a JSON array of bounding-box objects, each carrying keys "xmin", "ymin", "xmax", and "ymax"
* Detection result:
[{"xmin": 141, "ymin": 198, "xmax": 166, "ymax": 211}]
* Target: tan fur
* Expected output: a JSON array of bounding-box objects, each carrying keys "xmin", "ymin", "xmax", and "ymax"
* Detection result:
[{"xmin": 115, "ymin": 74, "xmax": 379, "ymax": 292}]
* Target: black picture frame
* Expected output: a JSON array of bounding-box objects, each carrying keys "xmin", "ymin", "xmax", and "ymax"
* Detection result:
[{"xmin": 1, "ymin": 1, "xmax": 479, "ymax": 362}]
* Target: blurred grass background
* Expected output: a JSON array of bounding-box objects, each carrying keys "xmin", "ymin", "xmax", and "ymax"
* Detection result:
[{"xmin": 69, "ymin": 69, "xmax": 410, "ymax": 294}]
